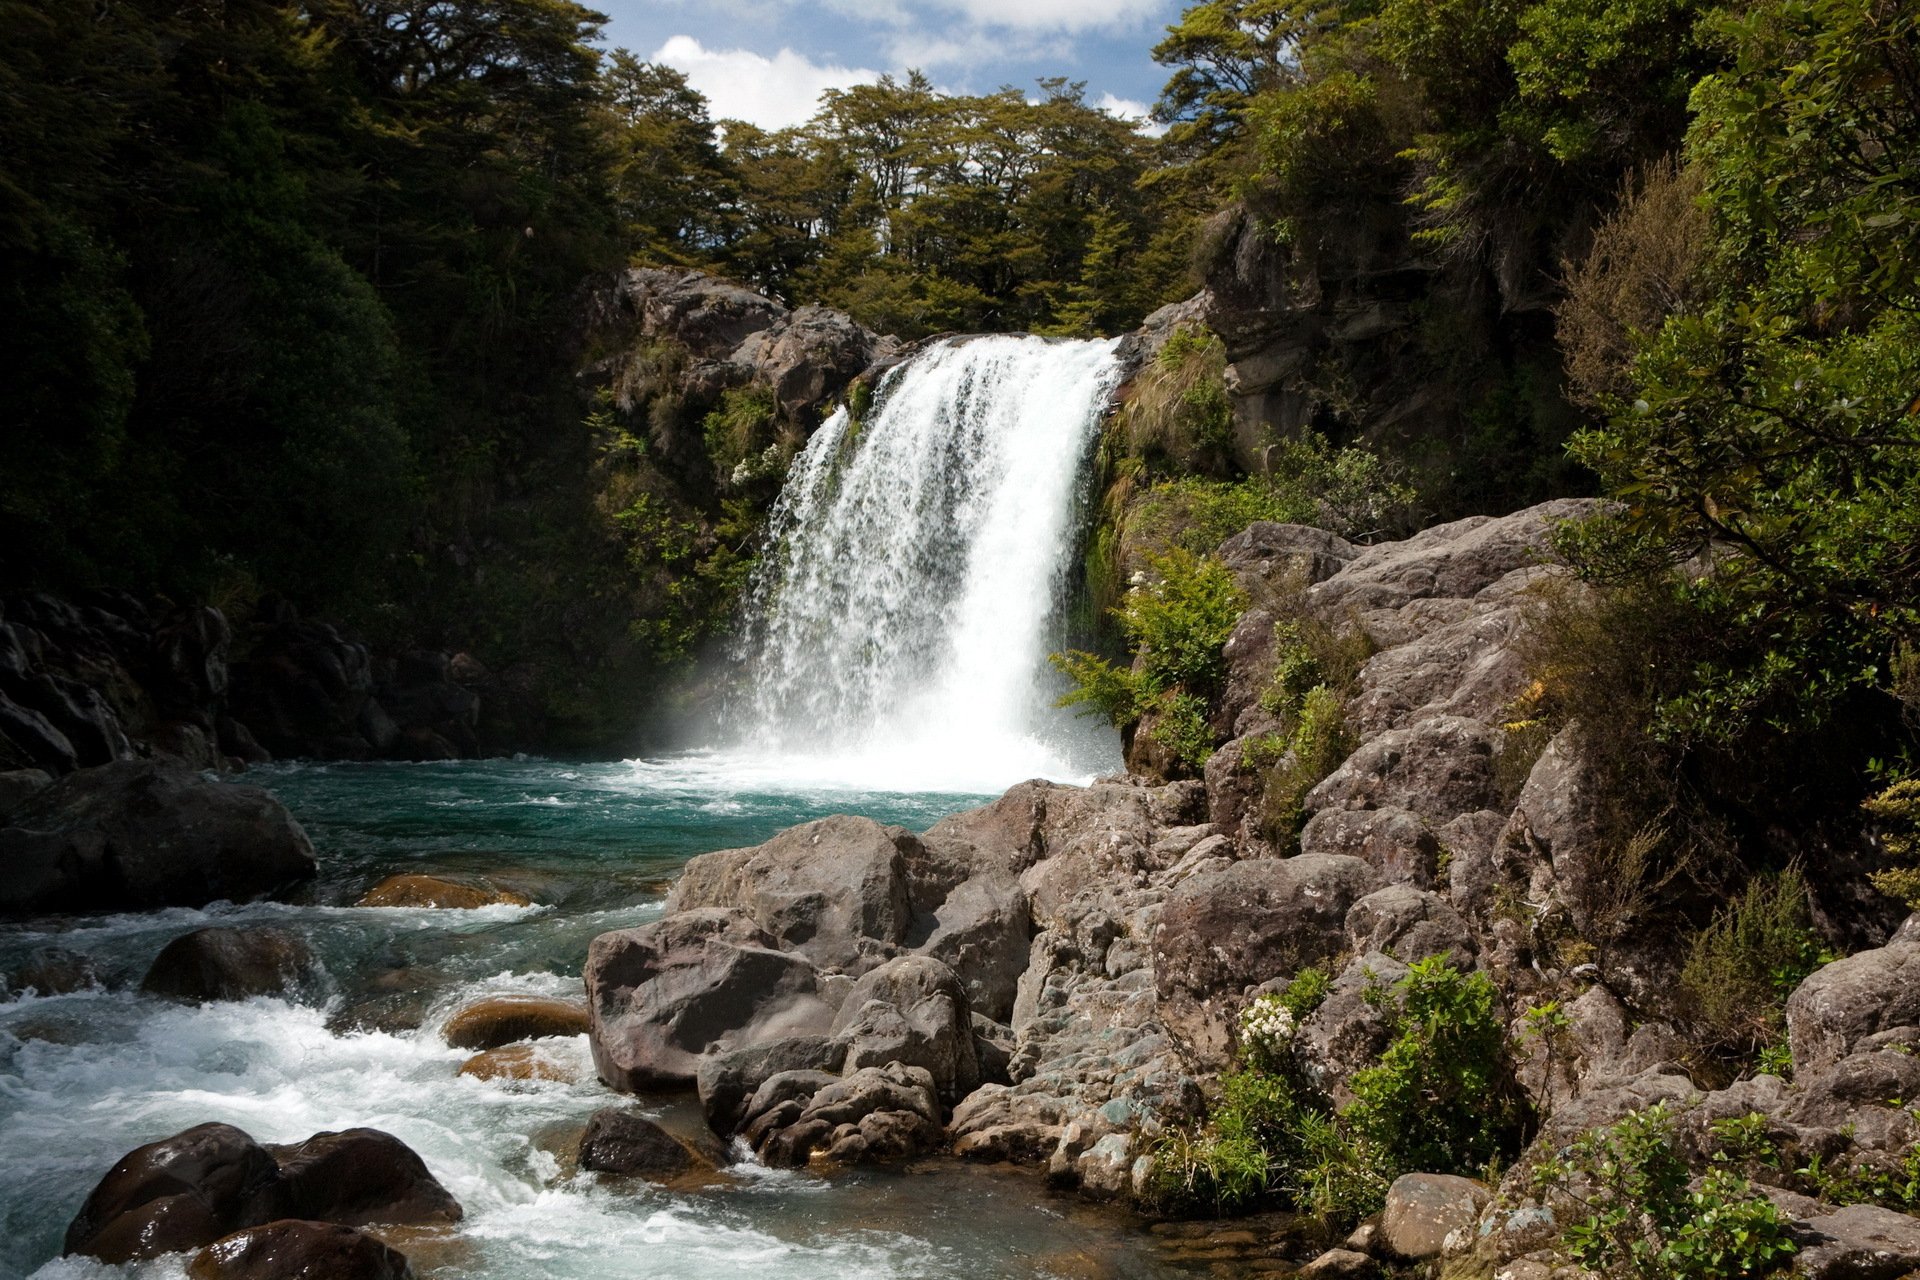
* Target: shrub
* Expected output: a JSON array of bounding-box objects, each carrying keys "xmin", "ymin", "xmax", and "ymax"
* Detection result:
[
  {"xmin": 1678, "ymin": 867, "xmax": 1834, "ymax": 1063},
  {"xmin": 702, "ymin": 385, "xmax": 777, "ymax": 477},
  {"xmin": 1257, "ymin": 683, "xmax": 1355, "ymax": 844},
  {"xmin": 1346, "ymin": 957, "xmax": 1525, "ymax": 1176},
  {"xmin": 1865, "ymin": 779, "xmax": 1920, "ymax": 909},
  {"xmin": 1120, "ymin": 326, "xmax": 1235, "ymax": 474},
  {"xmin": 1534, "ymin": 1104, "xmax": 1797, "ymax": 1280}
]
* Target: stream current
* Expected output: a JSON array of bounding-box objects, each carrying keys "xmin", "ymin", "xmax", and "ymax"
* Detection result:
[{"xmin": 0, "ymin": 758, "xmax": 1193, "ymax": 1280}]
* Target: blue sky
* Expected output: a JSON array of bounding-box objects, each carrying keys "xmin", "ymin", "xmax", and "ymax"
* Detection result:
[{"xmin": 590, "ymin": 0, "xmax": 1190, "ymax": 130}]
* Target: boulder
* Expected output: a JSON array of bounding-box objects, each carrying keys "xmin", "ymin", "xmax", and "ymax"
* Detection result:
[
  {"xmin": 1787, "ymin": 943, "xmax": 1920, "ymax": 1076},
  {"xmin": 667, "ymin": 815, "xmax": 913, "ymax": 972},
  {"xmin": 1299, "ymin": 1249, "xmax": 1382, "ymax": 1279},
  {"xmin": 1792, "ymin": 1203, "xmax": 1920, "ymax": 1280},
  {"xmin": 750, "ymin": 1063, "xmax": 943, "ymax": 1167},
  {"xmin": 357, "ymin": 875, "xmax": 530, "ymax": 910},
  {"xmin": 142, "ymin": 927, "xmax": 317, "ymax": 1003},
  {"xmin": 0, "ymin": 689, "xmax": 77, "ymax": 774},
  {"xmin": 831, "ymin": 954, "xmax": 979, "ymax": 1101},
  {"xmin": 188, "ymin": 1221, "xmax": 413, "ymax": 1280},
  {"xmin": 458, "ymin": 1043, "xmax": 580, "ymax": 1084},
  {"xmin": 1304, "ymin": 714, "xmax": 1502, "ymax": 828},
  {"xmin": 228, "ymin": 619, "xmax": 376, "ymax": 759},
  {"xmin": 264, "ymin": 1129, "xmax": 463, "ymax": 1226},
  {"xmin": 696, "ymin": 1034, "xmax": 842, "ymax": 1134},
  {"xmin": 0, "ymin": 767, "xmax": 50, "ymax": 818},
  {"xmin": 1299, "ymin": 807, "xmax": 1440, "ymax": 889},
  {"xmin": 578, "ymin": 1108, "xmax": 730, "ymax": 1182},
  {"xmin": 615, "ymin": 266, "xmax": 789, "ymax": 360},
  {"xmin": 1153, "ymin": 854, "xmax": 1379, "ymax": 1068},
  {"xmin": 0, "ymin": 760, "xmax": 317, "ymax": 914},
  {"xmin": 64, "ymin": 1123, "xmax": 285, "ymax": 1264},
  {"xmin": 730, "ymin": 305, "xmax": 889, "ymax": 422},
  {"xmin": 1379, "ymin": 1173, "xmax": 1490, "ymax": 1262},
  {"xmin": 913, "ymin": 870, "xmax": 1031, "ymax": 1022},
  {"xmin": 1343, "ymin": 886, "xmax": 1474, "ymax": 968},
  {"xmin": 442, "ymin": 996, "xmax": 588, "ymax": 1051},
  {"xmin": 585, "ymin": 908, "xmax": 836, "ymax": 1092}
]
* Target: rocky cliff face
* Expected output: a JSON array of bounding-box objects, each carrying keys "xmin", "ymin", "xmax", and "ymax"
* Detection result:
[{"xmin": 580, "ymin": 499, "xmax": 1920, "ymax": 1277}]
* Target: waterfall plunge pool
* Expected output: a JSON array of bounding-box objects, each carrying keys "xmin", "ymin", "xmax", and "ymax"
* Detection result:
[{"xmin": 0, "ymin": 757, "xmax": 1203, "ymax": 1280}]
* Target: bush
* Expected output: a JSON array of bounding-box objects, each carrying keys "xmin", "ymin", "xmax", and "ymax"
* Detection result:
[
  {"xmin": 1150, "ymin": 959, "xmax": 1524, "ymax": 1228},
  {"xmin": 1678, "ymin": 867, "xmax": 1834, "ymax": 1064},
  {"xmin": 1120, "ymin": 326, "xmax": 1234, "ymax": 474},
  {"xmin": 702, "ymin": 385, "xmax": 777, "ymax": 477},
  {"xmin": 1865, "ymin": 779, "xmax": 1920, "ymax": 909},
  {"xmin": 1535, "ymin": 1104, "xmax": 1798, "ymax": 1280},
  {"xmin": 1255, "ymin": 683, "xmax": 1355, "ymax": 844}
]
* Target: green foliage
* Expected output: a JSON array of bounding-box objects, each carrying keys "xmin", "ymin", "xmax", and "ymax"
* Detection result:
[
  {"xmin": 1119, "ymin": 327, "xmax": 1236, "ymax": 476},
  {"xmin": 1151, "ymin": 692, "xmax": 1219, "ymax": 772},
  {"xmin": 1679, "ymin": 867, "xmax": 1835, "ymax": 1063},
  {"xmin": 1346, "ymin": 958, "xmax": 1525, "ymax": 1176},
  {"xmin": 702, "ymin": 386, "xmax": 779, "ymax": 481},
  {"xmin": 1865, "ymin": 779, "xmax": 1920, "ymax": 908},
  {"xmin": 1257, "ymin": 683, "xmax": 1355, "ymax": 843},
  {"xmin": 1151, "ymin": 960, "xmax": 1524, "ymax": 1228},
  {"xmin": 1535, "ymin": 1104, "xmax": 1798, "ymax": 1280}
]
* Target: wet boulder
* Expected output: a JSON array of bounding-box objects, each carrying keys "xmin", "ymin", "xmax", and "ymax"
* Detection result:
[
  {"xmin": 64, "ymin": 1123, "xmax": 285, "ymax": 1264},
  {"xmin": 0, "ymin": 760, "xmax": 317, "ymax": 914},
  {"xmin": 747, "ymin": 1063, "xmax": 943, "ymax": 1168},
  {"xmin": 188, "ymin": 1220, "xmax": 413, "ymax": 1280},
  {"xmin": 142, "ymin": 927, "xmax": 317, "ymax": 1003},
  {"xmin": 265, "ymin": 1128, "xmax": 463, "ymax": 1227},
  {"xmin": 356, "ymin": 874, "xmax": 529, "ymax": 910},
  {"xmin": 666, "ymin": 815, "xmax": 913, "ymax": 973},
  {"xmin": 3, "ymin": 944, "xmax": 98, "ymax": 998},
  {"xmin": 457, "ymin": 1043, "xmax": 581, "ymax": 1084},
  {"xmin": 586, "ymin": 908, "xmax": 837, "ymax": 1092},
  {"xmin": 442, "ymin": 996, "xmax": 589, "ymax": 1051},
  {"xmin": 578, "ymin": 1109, "xmax": 731, "ymax": 1182},
  {"xmin": 696, "ymin": 1034, "xmax": 843, "ymax": 1133}
]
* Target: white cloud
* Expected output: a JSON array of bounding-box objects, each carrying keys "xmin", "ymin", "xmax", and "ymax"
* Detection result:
[
  {"xmin": 1096, "ymin": 92, "xmax": 1169, "ymax": 136},
  {"xmin": 652, "ymin": 35, "xmax": 882, "ymax": 130}
]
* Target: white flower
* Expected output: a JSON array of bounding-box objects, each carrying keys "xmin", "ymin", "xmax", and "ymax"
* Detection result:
[{"xmin": 1238, "ymin": 994, "xmax": 1296, "ymax": 1053}]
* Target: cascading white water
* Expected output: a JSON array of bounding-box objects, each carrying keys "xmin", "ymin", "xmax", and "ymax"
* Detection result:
[{"xmin": 724, "ymin": 334, "xmax": 1125, "ymax": 792}]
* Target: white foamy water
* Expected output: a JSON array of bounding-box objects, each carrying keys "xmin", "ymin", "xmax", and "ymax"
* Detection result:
[{"xmin": 727, "ymin": 335, "xmax": 1125, "ymax": 791}]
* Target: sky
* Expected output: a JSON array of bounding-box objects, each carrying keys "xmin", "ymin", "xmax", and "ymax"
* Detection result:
[{"xmin": 590, "ymin": 0, "xmax": 1190, "ymax": 131}]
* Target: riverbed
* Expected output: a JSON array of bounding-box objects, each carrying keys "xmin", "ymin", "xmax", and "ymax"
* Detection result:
[{"xmin": 0, "ymin": 756, "xmax": 1204, "ymax": 1280}]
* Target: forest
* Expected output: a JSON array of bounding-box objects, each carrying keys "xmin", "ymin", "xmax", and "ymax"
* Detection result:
[{"xmin": 1, "ymin": 0, "xmax": 1915, "ymax": 763}]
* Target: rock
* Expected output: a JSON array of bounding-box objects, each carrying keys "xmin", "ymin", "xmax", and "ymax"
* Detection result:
[
  {"xmin": 442, "ymin": 996, "xmax": 588, "ymax": 1051},
  {"xmin": 973, "ymin": 1014, "xmax": 1017, "ymax": 1085},
  {"xmin": 142, "ymin": 927, "xmax": 317, "ymax": 1003},
  {"xmin": 696, "ymin": 1034, "xmax": 842, "ymax": 1134},
  {"xmin": 1300, "ymin": 1249, "xmax": 1382, "ymax": 1279},
  {"xmin": 914, "ymin": 870, "xmax": 1031, "ymax": 1023},
  {"xmin": 1343, "ymin": 886, "xmax": 1474, "ymax": 967},
  {"xmin": 831, "ymin": 954, "xmax": 980, "ymax": 1101},
  {"xmin": 1299, "ymin": 807, "xmax": 1440, "ymax": 888},
  {"xmin": 0, "ymin": 767, "xmax": 50, "ymax": 817},
  {"xmin": 457, "ymin": 1043, "xmax": 580, "ymax": 1084},
  {"xmin": 228, "ymin": 619, "xmax": 377, "ymax": 759},
  {"xmin": 264, "ymin": 1129, "xmax": 463, "ymax": 1226},
  {"xmin": 667, "ymin": 815, "xmax": 913, "ymax": 972},
  {"xmin": 188, "ymin": 1220, "xmax": 413, "ymax": 1280},
  {"xmin": 730, "ymin": 305, "xmax": 889, "ymax": 422},
  {"xmin": 1787, "ymin": 943, "xmax": 1920, "ymax": 1076},
  {"xmin": 1793, "ymin": 1202, "xmax": 1920, "ymax": 1280},
  {"xmin": 1154, "ymin": 854, "xmax": 1380, "ymax": 1068},
  {"xmin": 0, "ymin": 760, "xmax": 317, "ymax": 914},
  {"xmin": 1304, "ymin": 714, "xmax": 1502, "ymax": 828},
  {"xmin": 614, "ymin": 266, "xmax": 789, "ymax": 360},
  {"xmin": 585, "ymin": 908, "xmax": 836, "ymax": 1092},
  {"xmin": 1379, "ymin": 1173, "xmax": 1490, "ymax": 1262},
  {"xmin": 376, "ymin": 651, "xmax": 479, "ymax": 759},
  {"xmin": 357, "ymin": 874, "xmax": 530, "ymax": 910},
  {"xmin": 4, "ymin": 945, "xmax": 97, "ymax": 997},
  {"xmin": 0, "ymin": 689, "xmax": 77, "ymax": 774},
  {"xmin": 1502, "ymin": 727, "xmax": 1609, "ymax": 934},
  {"xmin": 1218, "ymin": 523, "xmax": 1360, "ymax": 594},
  {"xmin": 754, "ymin": 1063, "xmax": 944, "ymax": 1167},
  {"xmin": 578, "ymin": 1108, "xmax": 730, "ymax": 1181},
  {"xmin": 64, "ymin": 1122, "xmax": 284, "ymax": 1263}
]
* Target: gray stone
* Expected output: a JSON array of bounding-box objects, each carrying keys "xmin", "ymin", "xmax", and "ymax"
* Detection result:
[
  {"xmin": 831, "ymin": 954, "xmax": 979, "ymax": 1101},
  {"xmin": 913, "ymin": 870, "xmax": 1030, "ymax": 1023},
  {"xmin": 1379, "ymin": 1173, "xmax": 1490, "ymax": 1262},
  {"xmin": 1787, "ymin": 944, "xmax": 1920, "ymax": 1076},
  {"xmin": 1305, "ymin": 714, "xmax": 1502, "ymax": 828},
  {"xmin": 1300, "ymin": 1249, "xmax": 1382, "ymax": 1279},
  {"xmin": 1792, "ymin": 1203, "xmax": 1920, "ymax": 1280},
  {"xmin": 585, "ymin": 908, "xmax": 836, "ymax": 1092},
  {"xmin": 1301, "ymin": 806, "xmax": 1440, "ymax": 888},
  {"xmin": 696, "ymin": 1034, "xmax": 841, "ymax": 1133}
]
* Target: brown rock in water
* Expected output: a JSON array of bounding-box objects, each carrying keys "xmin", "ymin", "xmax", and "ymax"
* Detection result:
[
  {"xmin": 142, "ymin": 927, "xmax": 316, "ymax": 1003},
  {"xmin": 577, "ymin": 1109, "xmax": 731, "ymax": 1182},
  {"xmin": 264, "ymin": 1129, "xmax": 463, "ymax": 1227},
  {"xmin": 357, "ymin": 874, "xmax": 530, "ymax": 910},
  {"xmin": 458, "ymin": 1043, "xmax": 579, "ymax": 1084},
  {"xmin": 0, "ymin": 760, "xmax": 316, "ymax": 915},
  {"xmin": 188, "ymin": 1220, "xmax": 414, "ymax": 1280},
  {"xmin": 4, "ymin": 945, "xmax": 97, "ymax": 998},
  {"xmin": 64, "ymin": 1122, "xmax": 284, "ymax": 1264},
  {"xmin": 442, "ymin": 995, "xmax": 588, "ymax": 1051}
]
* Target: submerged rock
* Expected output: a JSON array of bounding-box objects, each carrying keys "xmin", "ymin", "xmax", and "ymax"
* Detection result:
[
  {"xmin": 442, "ymin": 996, "xmax": 588, "ymax": 1051},
  {"xmin": 458, "ymin": 1043, "xmax": 581, "ymax": 1084},
  {"xmin": 0, "ymin": 760, "xmax": 317, "ymax": 914},
  {"xmin": 3, "ymin": 945, "xmax": 98, "ymax": 998},
  {"xmin": 357, "ymin": 874, "xmax": 530, "ymax": 910},
  {"xmin": 142, "ymin": 926, "xmax": 317, "ymax": 1004},
  {"xmin": 188, "ymin": 1220, "xmax": 414, "ymax": 1280}
]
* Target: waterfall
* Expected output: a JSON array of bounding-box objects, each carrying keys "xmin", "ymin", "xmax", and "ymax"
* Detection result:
[{"xmin": 724, "ymin": 334, "xmax": 1125, "ymax": 792}]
